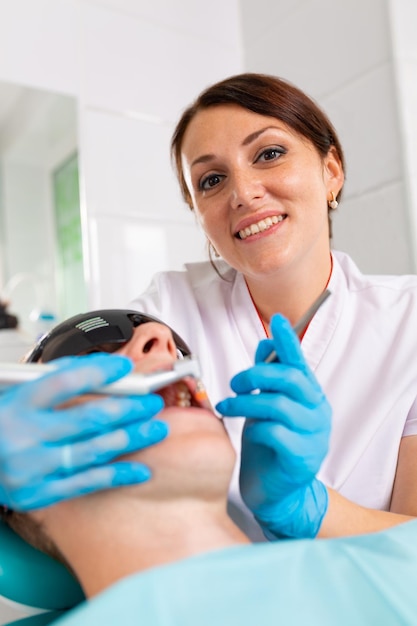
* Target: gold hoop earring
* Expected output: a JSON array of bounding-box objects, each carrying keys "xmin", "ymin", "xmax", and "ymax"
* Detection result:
[
  {"xmin": 208, "ymin": 241, "xmax": 220, "ymax": 259},
  {"xmin": 328, "ymin": 192, "xmax": 338, "ymax": 210}
]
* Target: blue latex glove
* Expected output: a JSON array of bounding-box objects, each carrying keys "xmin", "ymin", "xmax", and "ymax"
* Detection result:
[
  {"xmin": 0, "ymin": 353, "xmax": 167, "ymax": 511},
  {"xmin": 216, "ymin": 314, "xmax": 331, "ymax": 540}
]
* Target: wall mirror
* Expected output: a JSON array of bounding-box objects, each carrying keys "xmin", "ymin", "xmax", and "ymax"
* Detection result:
[{"xmin": 0, "ymin": 81, "xmax": 86, "ymax": 342}]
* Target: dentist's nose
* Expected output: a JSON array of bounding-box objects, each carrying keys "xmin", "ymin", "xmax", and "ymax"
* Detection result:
[
  {"xmin": 117, "ymin": 322, "xmax": 178, "ymax": 365},
  {"xmin": 229, "ymin": 170, "xmax": 265, "ymax": 210}
]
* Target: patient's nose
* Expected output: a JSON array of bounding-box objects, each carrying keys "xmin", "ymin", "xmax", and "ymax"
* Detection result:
[{"xmin": 116, "ymin": 322, "xmax": 178, "ymax": 367}]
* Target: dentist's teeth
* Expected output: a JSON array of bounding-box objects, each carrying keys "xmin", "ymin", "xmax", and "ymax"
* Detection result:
[{"xmin": 238, "ymin": 215, "xmax": 283, "ymax": 240}]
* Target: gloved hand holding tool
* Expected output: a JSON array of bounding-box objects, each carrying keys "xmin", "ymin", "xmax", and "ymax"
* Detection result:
[
  {"xmin": 0, "ymin": 353, "xmax": 166, "ymax": 511},
  {"xmin": 216, "ymin": 308, "xmax": 331, "ymax": 540}
]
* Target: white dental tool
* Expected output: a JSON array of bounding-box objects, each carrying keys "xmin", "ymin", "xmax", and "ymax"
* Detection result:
[{"xmin": 0, "ymin": 356, "xmax": 202, "ymax": 396}]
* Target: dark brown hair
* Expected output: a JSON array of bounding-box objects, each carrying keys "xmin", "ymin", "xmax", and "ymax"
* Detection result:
[{"xmin": 171, "ymin": 72, "xmax": 345, "ymax": 233}]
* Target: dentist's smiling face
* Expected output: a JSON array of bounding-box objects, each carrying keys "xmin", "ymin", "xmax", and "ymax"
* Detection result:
[{"xmin": 181, "ymin": 104, "xmax": 342, "ymax": 281}]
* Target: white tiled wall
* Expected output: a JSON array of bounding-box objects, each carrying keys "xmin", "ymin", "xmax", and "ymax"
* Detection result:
[
  {"xmin": 89, "ymin": 214, "xmax": 207, "ymax": 306},
  {"xmin": 79, "ymin": 2, "xmax": 241, "ymax": 122},
  {"xmin": 242, "ymin": 0, "xmax": 391, "ymax": 97},
  {"xmin": 388, "ymin": 0, "xmax": 417, "ymax": 269},
  {"xmin": 0, "ymin": 0, "xmax": 78, "ymax": 94},
  {"xmin": 80, "ymin": 109, "xmax": 180, "ymax": 221}
]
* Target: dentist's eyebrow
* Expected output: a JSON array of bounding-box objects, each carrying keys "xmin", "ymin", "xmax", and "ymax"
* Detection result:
[
  {"xmin": 191, "ymin": 154, "xmax": 216, "ymax": 167},
  {"xmin": 242, "ymin": 125, "xmax": 281, "ymax": 146},
  {"xmin": 190, "ymin": 125, "xmax": 282, "ymax": 168}
]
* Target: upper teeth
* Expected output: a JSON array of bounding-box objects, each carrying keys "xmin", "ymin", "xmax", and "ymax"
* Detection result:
[{"xmin": 238, "ymin": 215, "xmax": 283, "ymax": 240}]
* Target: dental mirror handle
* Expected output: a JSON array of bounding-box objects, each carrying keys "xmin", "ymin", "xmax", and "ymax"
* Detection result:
[{"xmin": 264, "ymin": 289, "xmax": 331, "ymax": 364}]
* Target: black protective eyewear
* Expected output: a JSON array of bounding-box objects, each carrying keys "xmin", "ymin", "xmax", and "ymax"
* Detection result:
[{"xmin": 26, "ymin": 309, "xmax": 191, "ymax": 363}]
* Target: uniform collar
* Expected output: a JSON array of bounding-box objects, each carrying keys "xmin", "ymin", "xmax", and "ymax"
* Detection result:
[{"xmin": 301, "ymin": 250, "xmax": 347, "ymax": 371}]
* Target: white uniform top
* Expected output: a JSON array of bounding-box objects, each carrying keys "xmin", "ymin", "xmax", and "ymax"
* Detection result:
[{"xmin": 130, "ymin": 250, "xmax": 417, "ymax": 540}]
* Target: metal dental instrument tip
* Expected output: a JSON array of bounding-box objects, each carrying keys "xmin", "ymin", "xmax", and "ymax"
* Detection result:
[
  {"xmin": 0, "ymin": 356, "xmax": 202, "ymax": 396},
  {"xmin": 264, "ymin": 289, "xmax": 331, "ymax": 364}
]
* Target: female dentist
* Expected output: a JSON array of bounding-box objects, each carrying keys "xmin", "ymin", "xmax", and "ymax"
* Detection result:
[{"xmin": 130, "ymin": 72, "xmax": 417, "ymax": 540}]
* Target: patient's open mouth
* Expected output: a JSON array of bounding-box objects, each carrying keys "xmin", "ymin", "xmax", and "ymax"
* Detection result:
[{"xmin": 158, "ymin": 378, "xmax": 212, "ymax": 411}]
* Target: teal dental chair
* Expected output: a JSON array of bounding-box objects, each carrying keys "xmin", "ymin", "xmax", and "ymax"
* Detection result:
[{"xmin": 0, "ymin": 521, "xmax": 84, "ymax": 625}]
